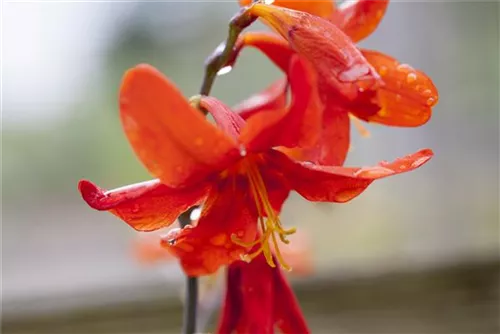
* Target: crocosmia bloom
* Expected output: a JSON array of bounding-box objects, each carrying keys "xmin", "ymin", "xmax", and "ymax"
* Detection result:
[
  {"xmin": 79, "ymin": 57, "xmax": 433, "ymax": 276},
  {"xmin": 217, "ymin": 253, "xmax": 309, "ymax": 334}
]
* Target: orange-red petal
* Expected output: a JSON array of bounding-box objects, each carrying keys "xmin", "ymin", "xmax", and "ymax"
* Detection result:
[
  {"xmin": 199, "ymin": 96, "xmax": 245, "ymax": 140},
  {"xmin": 216, "ymin": 253, "xmax": 310, "ymax": 334},
  {"xmin": 280, "ymin": 103, "xmax": 350, "ymax": 166},
  {"xmin": 120, "ymin": 64, "xmax": 240, "ymax": 187},
  {"xmin": 240, "ymin": 55, "xmax": 321, "ymax": 152},
  {"xmin": 233, "ymin": 78, "xmax": 288, "ymax": 120},
  {"xmin": 161, "ymin": 180, "xmax": 258, "ymax": 276},
  {"xmin": 240, "ymin": 0, "xmax": 336, "ymax": 19},
  {"xmin": 350, "ymin": 50, "xmax": 439, "ymax": 126},
  {"xmin": 247, "ymin": 4, "xmax": 381, "ymax": 100},
  {"xmin": 78, "ymin": 179, "xmax": 210, "ymax": 231},
  {"xmin": 331, "ymin": 0, "xmax": 389, "ymax": 42},
  {"xmin": 269, "ymin": 148, "xmax": 433, "ymax": 202},
  {"xmin": 229, "ymin": 31, "xmax": 295, "ymax": 73}
]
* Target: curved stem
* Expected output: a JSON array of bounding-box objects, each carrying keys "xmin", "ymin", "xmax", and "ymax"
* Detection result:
[
  {"xmin": 200, "ymin": 7, "xmax": 257, "ymax": 98},
  {"xmin": 178, "ymin": 209, "xmax": 198, "ymax": 334}
]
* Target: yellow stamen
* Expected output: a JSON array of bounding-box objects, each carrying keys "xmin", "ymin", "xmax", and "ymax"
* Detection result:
[
  {"xmin": 231, "ymin": 158, "xmax": 296, "ymax": 271},
  {"xmin": 349, "ymin": 114, "xmax": 371, "ymax": 138}
]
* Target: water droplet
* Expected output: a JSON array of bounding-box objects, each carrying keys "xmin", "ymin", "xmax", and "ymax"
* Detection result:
[
  {"xmin": 422, "ymin": 89, "xmax": 433, "ymax": 97},
  {"xmin": 406, "ymin": 72, "xmax": 417, "ymax": 84},
  {"xmin": 426, "ymin": 97, "xmax": 436, "ymax": 106},
  {"xmin": 210, "ymin": 234, "xmax": 227, "ymax": 246},
  {"xmin": 263, "ymin": 0, "xmax": 275, "ymax": 4},
  {"xmin": 399, "ymin": 165, "xmax": 407, "ymax": 170},
  {"xmin": 358, "ymin": 87, "xmax": 365, "ymax": 93},
  {"xmin": 189, "ymin": 207, "xmax": 202, "ymax": 221},
  {"xmin": 131, "ymin": 204, "xmax": 140, "ymax": 213},
  {"xmin": 167, "ymin": 239, "xmax": 176, "ymax": 245},
  {"xmin": 411, "ymin": 156, "xmax": 431, "ymax": 168},
  {"xmin": 397, "ymin": 63, "xmax": 413, "ymax": 72},
  {"xmin": 239, "ymin": 145, "xmax": 247, "ymax": 157},
  {"xmin": 217, "ymin": 66, "xmax": 232, "ymax": 76},
  {"xmin": 378, "ymin": 65, "xmax": 388, "ymax": 76},
  {"xmin": 395, "ymin": 94, "xmax": 402, "ymax": 102},
  {"xmin": 354, "ymin": 166, "xmax": 393, "ymax": 178},
  {"xmin": 240, "ymin": 254, "xmax": 251, "ymax": 263}
]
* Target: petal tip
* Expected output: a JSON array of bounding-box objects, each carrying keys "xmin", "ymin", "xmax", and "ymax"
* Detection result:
[{"xmin": 78, "ymin": 179, "xmax": 106, "ymax": 210}]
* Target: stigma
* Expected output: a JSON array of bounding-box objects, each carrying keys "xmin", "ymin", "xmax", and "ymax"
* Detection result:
[{"xmin": 231, "ymin": 157, "xmax": 296, "ymax": 271}]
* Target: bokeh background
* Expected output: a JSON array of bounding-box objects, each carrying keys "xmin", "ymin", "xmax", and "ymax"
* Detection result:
[{"xmin": 2, "ymin": 1, "xmax": 499, "ymax": 333}]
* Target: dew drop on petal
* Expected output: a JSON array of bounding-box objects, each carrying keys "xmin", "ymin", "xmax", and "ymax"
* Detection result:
[
  {"xmin": 354, "ymin": 166, "xmax": 394, "ymax": 178},
  {"xmin": 217, "ymin": 66, "xmax": 232, "ymax": 76},
  {"xmin": 239, "ymin": 144, "xmax": 247, "ymax": 157},
  {"xmin": 378, "ymin": 65, "xmax": 388, "ymax": 76},
  {"xmin": 240, "ymin": 254, "xmax": 252, "ymax": 263},
  {"xmin": 397, "ymin": 63, "xmax": 413, "ymax": 72},
  {"xmin": 131, "ymin": 204, "xmax": 140, "ymax": 213},
  {"xmin": 422, "ymin": 89, "xmax": 433, "ymax": 97},
  {"xmin": 406, "ymin": 72, "xmax": 417, "ymax": 84},
  {"xmin": 426, "ymin": 97, "xmax": 436, "ymax": 106},
  {"xmin": 395, "ymin": 94, "xmax": 402, "ymax": 102},
  {"xmin": 263, "ymin": 0, "xmax": 275, "ymax": 4},
  {"xmin": 411, "ymin": 156, "xmax": 431, "ymax": 168},
  {"xmin": 189, "ymin": 207, "xmax": 202, "ymax": 221}
]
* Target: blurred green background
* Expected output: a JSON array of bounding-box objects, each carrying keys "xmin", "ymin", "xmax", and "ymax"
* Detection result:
[{"xmin": 2, "ymin": 1, "xmax": 499, "ymax": 333}]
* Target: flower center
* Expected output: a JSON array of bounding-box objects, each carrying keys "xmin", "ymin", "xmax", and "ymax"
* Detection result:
[{"xmin": 231, "ymin": 157, "xmax": 296, "ymax": 271}]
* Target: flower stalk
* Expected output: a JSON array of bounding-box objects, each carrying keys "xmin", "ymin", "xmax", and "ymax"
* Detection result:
[{"xmin": 179, "ymin": 8, "xmax": 256, "ymax": 334}]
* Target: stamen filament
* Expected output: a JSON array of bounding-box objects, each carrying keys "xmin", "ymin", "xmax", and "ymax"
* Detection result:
[{"xmin": 231, "ymin": 157, "xmax": 296, "ymax": 270}]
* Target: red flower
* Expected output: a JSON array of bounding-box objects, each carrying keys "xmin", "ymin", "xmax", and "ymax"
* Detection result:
[
  {"xmin": 79, "ymin": 59, "xmax": 433, "ymax": 276},
  {"xmin": 230, "ymin": 2, "xmax": 438, "ymax": 165},
  {"xmin": 217, "ymin": 253, "xmax": 309, "ymax": 334}
]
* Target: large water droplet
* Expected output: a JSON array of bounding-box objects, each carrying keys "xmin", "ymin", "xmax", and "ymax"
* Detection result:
[
  {"xmin": 217, "ymin": 66, "xmax": 232, "ymax": 76},
  {"xmin": 406, "ymin": 72, "xmax": 417, "ymax": 84},
  {"xmin": 354, "ymin": 166, "xmax": 393, "ymax": 178},
  {"xmin": 190, "ymin": 207, "xmax": 202, "ymax": 221}
]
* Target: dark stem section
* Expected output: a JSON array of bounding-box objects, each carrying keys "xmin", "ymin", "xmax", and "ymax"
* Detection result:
[{"xmin": 178, "ymin": 209, "xmax": 198, "ymax": 334}]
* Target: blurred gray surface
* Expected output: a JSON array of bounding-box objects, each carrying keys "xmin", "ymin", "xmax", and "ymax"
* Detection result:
[{"xmin": 2, "ymin": 0, "xmax": 499, "ymax": 330}]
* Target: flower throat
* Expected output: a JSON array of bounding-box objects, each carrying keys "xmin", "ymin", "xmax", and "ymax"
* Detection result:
[{"xmin": 231, "ymin": 158, "xmax": 296, "ymax": 271}]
